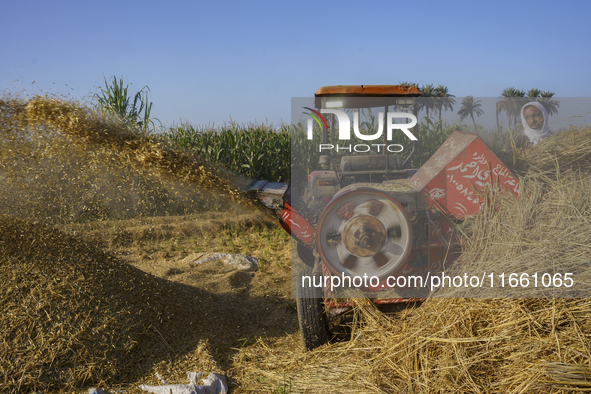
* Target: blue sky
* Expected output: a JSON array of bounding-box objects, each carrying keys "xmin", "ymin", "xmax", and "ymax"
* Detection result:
[{"xmin": 2, "ymin": 0, "xmax": 590, "ymax": 128}]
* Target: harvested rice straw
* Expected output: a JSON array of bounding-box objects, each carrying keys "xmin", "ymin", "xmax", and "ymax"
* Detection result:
[
  {"xmin": 0, "ymin": 214, "xmax": 220, "ymax": 393},
  {"xmin": 0, "ymin": 95, "xmax": 265, "ymax": 225}
]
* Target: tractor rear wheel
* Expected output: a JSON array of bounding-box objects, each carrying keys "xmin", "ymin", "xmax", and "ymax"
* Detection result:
[{"xmin": 296, "ymin": 268, "xmax": 328, "ymax": 351}]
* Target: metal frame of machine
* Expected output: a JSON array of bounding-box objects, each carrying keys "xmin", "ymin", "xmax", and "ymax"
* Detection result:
[{"xmin": 249, "ymin": 85, "xmax": 520, "ymax": 351}]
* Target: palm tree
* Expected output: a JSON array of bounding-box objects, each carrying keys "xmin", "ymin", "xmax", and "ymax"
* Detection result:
[
  {"xmin": 458, "ymin": 96, "xmax": 484, "ymax": 129},
  {"xmin": 539, "ymin": 91, "xmax": 560, "ymax": 116},
  {"xmin": 420, "ymin": 84, "xmax": 437, "ymax": 119},
  {"xmin": 399, "ymin": 81, "xmax": 420, "ymax": 88},
  {"xmin": 434, "ymin": 85, "xmax": 455, "ymax": 122},
  {"xmin": 496, "ymin": 88, "xmax": 525, "ymax": 130},
  {"xmin": 526, "ymin": 88, "xmax": 542, "ymax": 100},
  {"xmin": 397, "ymin": 82, "xmax": 421, "ymax": 120}
]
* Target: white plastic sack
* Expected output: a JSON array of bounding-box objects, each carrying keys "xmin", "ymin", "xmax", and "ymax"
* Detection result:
[
  {"xmin": 138, "ymin": 372, "xmax": 228, "ymax": 394},
  {"xmin": 192, "ymin": 253, "xmax": 258, "ymax": 272},
  {"xmin": 87, "ymin": 389, "xmax": 107, "ymax": 394}
]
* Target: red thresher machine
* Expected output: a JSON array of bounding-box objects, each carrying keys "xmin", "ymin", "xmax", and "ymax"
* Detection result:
[{"xmin": 248, "ymin": 85, "xmax": 519, "ymax": 350}]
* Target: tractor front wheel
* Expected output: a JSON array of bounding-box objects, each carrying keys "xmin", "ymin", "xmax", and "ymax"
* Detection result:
[{"xmin": 296, "ymin": 268, "xmax": 329, "ymax": 351}]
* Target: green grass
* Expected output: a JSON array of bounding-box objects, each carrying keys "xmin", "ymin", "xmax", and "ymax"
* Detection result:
[{"xmin": 270, "ymin": 373, "xmax": 292, "ymax": 394}]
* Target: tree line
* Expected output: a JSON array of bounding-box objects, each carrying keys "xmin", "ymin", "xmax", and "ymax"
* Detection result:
[{"xmin": 399, "ymin": 83, "xmax": 559, "ymax": 130}]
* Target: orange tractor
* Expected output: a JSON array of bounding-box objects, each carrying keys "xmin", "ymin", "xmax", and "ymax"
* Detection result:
[{"xmin": 249, "ymin": 86, "xmax": 519, "ymax": 350}]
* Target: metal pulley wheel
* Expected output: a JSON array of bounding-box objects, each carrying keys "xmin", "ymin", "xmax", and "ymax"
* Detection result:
[{"xmin": 316, "ymin": 188, "xmax": 413, "ymax": 280}]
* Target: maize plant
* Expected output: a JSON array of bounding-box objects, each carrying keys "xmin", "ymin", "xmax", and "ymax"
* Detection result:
[
  {"xmin": 165, "ymin": 124, "xmax": 291, "ymax": 182},
  {"xmin": 93, "ymin": 76, "xmax": 159, "ymax": 133}
]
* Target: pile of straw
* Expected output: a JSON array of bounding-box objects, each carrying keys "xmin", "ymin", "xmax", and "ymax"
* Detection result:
[
  {"xmin": 511, "ymin": 126, "xmax": 591, "ymax": 175},
  {"xmin": 0, "ymin": 95, "xmax": 282, "ymax": 392},
  {"xmin": 440, "ymin": 169, "xmax": 591, "ymax": 298},
  {"xmin": 446, "ymin": 125, "xmax": 591, "ymax": 298},
  {"xmin": 0, "ymin": 95, "xmax": 259, "ymax": 224},
  {"xmin": 232, "ymin": 126, "xmax": 591, "ymax": 393},
  {"xmin": 234, "ymin": 297, "xmax": 591, "ymax": 392},
  {"xmin": 0, "ymin": 214, "xmax": 218, "ymax": 393}
]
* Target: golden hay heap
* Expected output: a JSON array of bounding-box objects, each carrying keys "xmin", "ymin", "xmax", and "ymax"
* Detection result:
[
  {"xmin": 443, "ymin": 154, "xmax": 591, "ymax": 298},
  {"xmin": 18, "ymin": 95, "xmax": 244, "ymax": 196},
  {"xmin": 0, "ymin": 95, "xmax": 258, "ymax": 224},
  {"xmin": 456, "ymin": 125, "xmax": 591, "ymax": 295},
  {"xmin": 510, "ymin": 125, "xmax": 591, "ymax": 175},
  {"xmin": 233, "ymin": 126, "xmax": 591, "ymax": 393},
  {"xmin": 0, "ymin": 214, "xmax": 211, "ymax": 393},
  {"xmin": 235, "ymin": 298, "xmax": 591, "ymax": 393}
]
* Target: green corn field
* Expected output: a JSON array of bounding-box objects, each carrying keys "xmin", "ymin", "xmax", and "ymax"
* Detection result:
[
  {"xmin": 163, "ymin": 117, "xmax": 490, "ymax": 186},
  {"xmin": 90, "ymin": 78, "xmax": 510, "ymax": 186},
  {"xmin": 165, "ymin": 123, "xmax": 292, "ymax": 183}
]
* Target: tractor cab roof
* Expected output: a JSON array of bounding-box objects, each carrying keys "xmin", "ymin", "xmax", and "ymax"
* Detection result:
[
  {"xmin": 314, "ymin": 85, "xmax": 421, "ymax": 109},
  {"xmin": 315, "ymin": 85, "xmax": 421, "ymax": 97}
]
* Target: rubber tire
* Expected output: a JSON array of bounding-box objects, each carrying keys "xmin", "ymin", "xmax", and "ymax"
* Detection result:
[
  {"xmin": 297, "ymin": 243, "xmax": 315, "ymax": 268},
  {"xmin": 296, "ymin": 268, "xmax": 329, "ymax": 351}
]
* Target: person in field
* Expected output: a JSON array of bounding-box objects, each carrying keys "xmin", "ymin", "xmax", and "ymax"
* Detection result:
[
  {"xmin": 498, "ymin": 101, "xmax": 553, "ymax": 164},
  {"xmin": 521, "ymin": 101, "xmax": 553, "ymax": 146}
]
